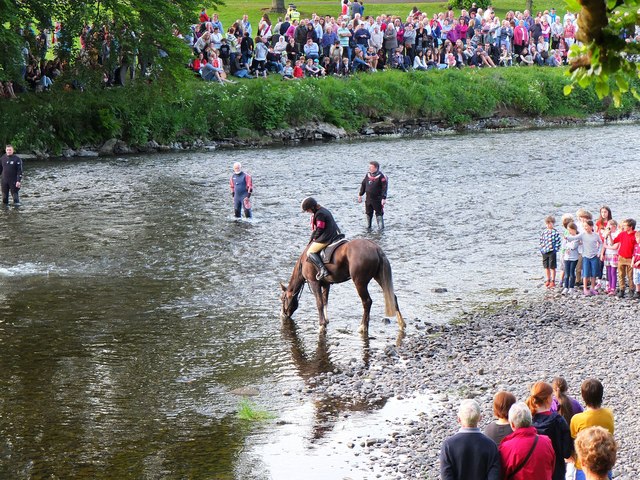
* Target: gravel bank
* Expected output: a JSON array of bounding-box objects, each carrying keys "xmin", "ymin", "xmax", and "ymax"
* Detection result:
[{"xmin": 308, "ymin": 292, "xmax": 640, "ymax": 479}]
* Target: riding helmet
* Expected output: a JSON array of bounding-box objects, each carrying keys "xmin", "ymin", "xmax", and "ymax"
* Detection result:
[{"xmin": 301, "ymin": 197, "xmax": 317, "ymax": 212}]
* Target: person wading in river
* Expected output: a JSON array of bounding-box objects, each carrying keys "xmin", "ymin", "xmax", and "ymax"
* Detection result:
[
  {"xmin": 301, "ymin": 197, "xmax": 343, "ymax": 280},
  {"xmin": 358, "ymin": 160, "xmax": 388, "ymax": 231},
  {"xmin": 0, "ymin": 144, "xmax": 23, "ymax": 206},
  {"xmin": 230, "ymin": 162, "xmax": 253, "ymax": 218}
]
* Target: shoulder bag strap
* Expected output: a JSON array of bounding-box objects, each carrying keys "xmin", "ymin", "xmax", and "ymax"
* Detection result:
[{"xmin": 507, "ymin": 435, "xmax": 539, "ymax": 480}]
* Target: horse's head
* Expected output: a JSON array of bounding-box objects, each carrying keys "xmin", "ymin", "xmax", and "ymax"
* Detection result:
[{"xmin": 280, "ymin": 282, "xmax": 299, "ymax": 319}]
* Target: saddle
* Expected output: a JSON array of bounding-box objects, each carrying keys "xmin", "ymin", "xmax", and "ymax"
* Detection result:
[{"xmin": 320, "ymin": 235, "xmax": 348, "ymax": 264}]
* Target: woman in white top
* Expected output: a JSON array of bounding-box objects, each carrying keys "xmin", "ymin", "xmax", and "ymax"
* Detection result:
[{"xmin": 413, "ymin": 50, "xmax": 428, "ymax": 70}]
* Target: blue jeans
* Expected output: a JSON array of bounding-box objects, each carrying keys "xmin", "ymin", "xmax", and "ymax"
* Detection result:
[
  {"xmin": 563, "ymin": 259, "xmax": 577, "ymax": 288},
  {"xmin": 233, "ymin": 69, "xmax": 252, "ymax": 78},
  {"xmin": 352, "ymin": 57, "xmax": 369, "ymax": 71}
]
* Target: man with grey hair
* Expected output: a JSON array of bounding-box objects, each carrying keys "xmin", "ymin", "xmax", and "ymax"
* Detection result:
[
  {"xmin": 499, "ymin": 402, "xmax": 555, "ymax": 479},
  {"xmin": 229, "ymin": 162, "xmax": 253, "ymax": 218},
  {"xmin": 440, "ymin": 399, "xmax": 500, "ymax": 480}
]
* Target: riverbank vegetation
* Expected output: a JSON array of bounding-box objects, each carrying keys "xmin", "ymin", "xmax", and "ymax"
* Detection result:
[{"xmin": 1, "ymin": 67, "xmax": 638, "ymax": 155}]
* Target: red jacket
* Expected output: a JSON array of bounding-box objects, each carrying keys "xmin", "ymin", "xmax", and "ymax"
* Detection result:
[
  {"xmin": 499, "ymin": 427, "xmax": 555, "ymax": 480},
  {"xmin": 513, "ymin": 25, "xmax": 529, "ymax": 46},
  {"xmin": 613, "ymin": 230, "xmax": 637, "ymax": 259}
]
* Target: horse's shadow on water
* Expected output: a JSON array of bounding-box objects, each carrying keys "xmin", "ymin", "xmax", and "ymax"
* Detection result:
[{"xmin": 281, "ymin": 317, "xmax": 404, "ymax": 440}]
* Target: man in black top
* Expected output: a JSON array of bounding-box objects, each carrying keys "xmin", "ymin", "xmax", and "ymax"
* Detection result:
[
  {"xmin": 0, "ymin": 144, "xmax": 23, "ymax": 205},
  {"xmin": 358, "ymin": 160, "xmax": 387, "ymax": 231},
  {"xmin": 440, "ymin": 399, "xmax": 501, "ymax": 480},
  {"xmin": 301, "ymin": 197, "xmax": 342, "ymax": 280}
]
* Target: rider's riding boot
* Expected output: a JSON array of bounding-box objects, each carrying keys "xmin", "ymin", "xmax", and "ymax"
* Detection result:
[
  {"xmin": 308, "ymin": 252, "xmax": 329, "ymax": 280},
  {"xmin": 366, "ymin": 214, "xmax": 373, "ymax": 231},
  {"xmin": 376, "ymin": 214, "xmax": 384, "ymax": 231}
]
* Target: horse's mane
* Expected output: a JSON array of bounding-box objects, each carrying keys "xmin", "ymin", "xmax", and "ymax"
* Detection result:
[{"xmin": 287, "ymin": 250, "xmax": 307, "ymax": 299}]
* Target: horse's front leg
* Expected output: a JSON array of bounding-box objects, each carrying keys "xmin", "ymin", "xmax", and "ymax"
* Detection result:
[
  {"xmin": 309, "ymin": 281, "xmax": 327, "ymax": 332},
  {"xmin": 354, "ymin": 281, "xmax": 373, "ymax": 336},
  {"xmin": 321, "ymin": 284, "xmax": 331, "ymax": 325}
]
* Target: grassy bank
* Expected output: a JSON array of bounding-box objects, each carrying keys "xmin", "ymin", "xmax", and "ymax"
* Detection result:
[{"xmin": 1, "ymin": 67, "xmax": 638, "ymax": 154}]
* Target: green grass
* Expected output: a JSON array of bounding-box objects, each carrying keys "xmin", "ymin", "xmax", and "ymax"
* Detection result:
[{"xmin": 236, "ymin": 399, "xmax": 277, "ymax": 421}]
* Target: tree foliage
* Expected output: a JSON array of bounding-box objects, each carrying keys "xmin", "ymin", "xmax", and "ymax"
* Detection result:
[
  {"xmin": 1, "ymin": 0, "xmax": 221, "ymax": 81},
  {"xmin": 566, "ymin": 0, "xmax": 640, "ymax": 106}
]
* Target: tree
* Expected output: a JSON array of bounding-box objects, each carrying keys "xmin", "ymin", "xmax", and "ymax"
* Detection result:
[
  {"xmin": 272, "ymin": 0, "xmax": 286, "ymax": 14},
  {"xmin": 0, "ymin": 0, "xmax": 221, "ymax": 81},
  {"xmin": 565, "ymin": 0, "xmax": 640, "ymax": 106}
]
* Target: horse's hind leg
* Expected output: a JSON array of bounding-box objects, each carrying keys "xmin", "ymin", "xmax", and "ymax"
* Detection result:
[
  {"xmin": 354, "ymin": 281, "xmax": 373, "ymax": 336},
  {"xmin": 395, "ymin": 294, "xmax": 406, "ymax": 331}
]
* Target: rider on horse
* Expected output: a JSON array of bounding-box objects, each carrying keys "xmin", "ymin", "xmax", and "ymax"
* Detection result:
[{"xmin": 301, "ymin": 197, "xmax": 342, "ymax": 281}]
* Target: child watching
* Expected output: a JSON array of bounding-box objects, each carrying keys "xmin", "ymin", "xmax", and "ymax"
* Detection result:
[
  {"xmin": 559, "ymin": 213, "xmax": 574, "ymax": 287},
  {"xmin": 282, "ymin": 60, "xmax": 294, "ymax": 80},
  {"xmin": 565, "ymin": 219, "xmax": 603, "ymax": 296},
  {"xmin": 539, "ymin": 215, "xmax": 562, "ymax": 288},
  {"xmin": 600, "ymin": 220, "xmax": 619, "ymax": 295},
  {"xmin": 611, "ymin": 218, "xmax": 637, "ymax": 298},
  {"xmin": 561, "ymin": 222, "xmax": 580, "ymax": 295},
  {"xmin": 292, "ymin": 59, "xmax": 304, "ymax": 78},
  {"xmin": 633, "ymin": 231, "xmax": 640, "ymax": 300}
]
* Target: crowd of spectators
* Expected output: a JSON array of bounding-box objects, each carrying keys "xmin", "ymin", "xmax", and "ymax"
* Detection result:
[
  {"xmin": 3, "ymin": 3, "xmax": 639, "ymax": 94},
  {"xmin": 187, "ymin": 3, "xmax": 640, "ymax": 83},
  {"xmin": 441, "ymin": 377, "xmax": 616, "ymax": 480}
]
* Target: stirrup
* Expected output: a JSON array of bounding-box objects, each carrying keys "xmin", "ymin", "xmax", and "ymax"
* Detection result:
[{"xmin": 316, "ymin": 269, "xmax": 329, "ymax": 281}]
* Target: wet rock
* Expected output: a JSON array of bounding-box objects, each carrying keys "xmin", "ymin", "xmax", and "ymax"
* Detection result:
[
  {"xmin": 62, "ymin": 149, "xmax": 75, "ymax": 158},
  {"xmin": 99, "ymin": 138, "xmax": 118, "ymax": 155},
  {"xmin": 432, "ymin": 288, "xmax": 448, "ymax": 293},
  {"xmin": 113, "ymin": 140, "xmax": 131, "ymax": 154},
  {"xmin": 230, "ymin": 387, "xmax": 259, "ymax": 396},
  {"xmin": 77, "ymin": 148, "xmax": 99, "ymax": 157}
]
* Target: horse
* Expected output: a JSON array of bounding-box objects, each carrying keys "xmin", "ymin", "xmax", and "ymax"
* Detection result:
[{"xmin": 280, "ymin": 238, "xmax": 406, "ymax": 336}]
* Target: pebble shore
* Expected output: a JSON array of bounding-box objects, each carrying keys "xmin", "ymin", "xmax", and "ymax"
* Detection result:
[{"xmin": 307, "ymin": 291, "xmax": 640, "ymax": 479}]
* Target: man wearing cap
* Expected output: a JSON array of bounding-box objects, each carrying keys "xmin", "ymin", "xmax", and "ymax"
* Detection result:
[{"xmin": 230, "ymin": 162, "xmax": 253, "ymax": 218}]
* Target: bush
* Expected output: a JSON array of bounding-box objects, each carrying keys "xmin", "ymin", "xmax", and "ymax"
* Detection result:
[{"xmin": 0, "ymin": 68, "xmax": 637, "ymax": 154}]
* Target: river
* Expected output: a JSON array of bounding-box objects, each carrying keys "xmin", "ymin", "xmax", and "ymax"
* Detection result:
[{"xmin": 0, "ymin": 124, "xmax": 638, "ymax": 478}]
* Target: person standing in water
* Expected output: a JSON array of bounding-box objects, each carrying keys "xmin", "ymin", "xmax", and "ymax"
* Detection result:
[
  {"xmin": 0, "ymin": 144, "xmax": 23, "ymax": 206},
  {"xmin": 229, "ymin": 162, "xmax": 253, "ymax": 218},
  {"xmin": 358, "ymin": 160, "xmax": 387, "ymax": 231}
]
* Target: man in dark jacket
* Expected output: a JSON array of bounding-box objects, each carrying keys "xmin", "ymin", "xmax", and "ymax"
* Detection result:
[
  {"xmin": 0, "ymin": 144, "xmax": 23, "ymax": 205},
  {"xmin": 440, "ymin": 399, "xmax": 501, "ymax": 480},
  {"xmin": 301, "ymin": 197, "xmax": 342, "ymax": 280},
  {"xmin": 358, "ymin": 160, "xmax": 388, "ymax": 230}
]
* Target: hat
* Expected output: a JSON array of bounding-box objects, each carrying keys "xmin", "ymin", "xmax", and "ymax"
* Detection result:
[{"xmin": 314, "ymin": 58, "xmax": 319, "ymax": 63}]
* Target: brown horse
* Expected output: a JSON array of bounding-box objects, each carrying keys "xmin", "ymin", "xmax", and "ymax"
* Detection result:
[{"xmin": 280, "ymin": 239, "xmax": 406, "ymax": 336}]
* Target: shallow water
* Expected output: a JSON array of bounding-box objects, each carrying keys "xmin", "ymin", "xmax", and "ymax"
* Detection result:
[{"xmin": 0, "ymin": 124, "xmax": 638, "ymax": 478}]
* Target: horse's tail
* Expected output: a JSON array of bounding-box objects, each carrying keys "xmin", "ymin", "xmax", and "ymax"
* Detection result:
[{"xmin": 378, "ymin": 249, "xmax": 397, "ymax": 318}]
